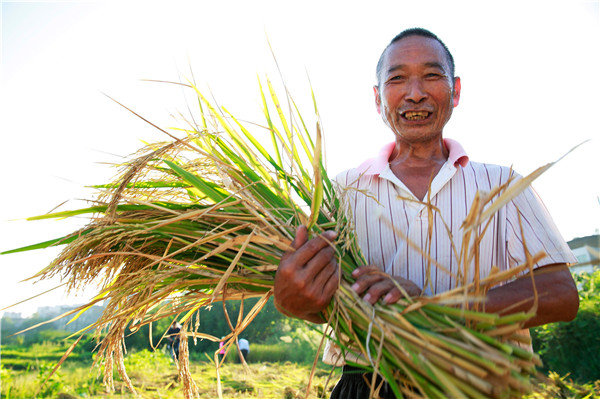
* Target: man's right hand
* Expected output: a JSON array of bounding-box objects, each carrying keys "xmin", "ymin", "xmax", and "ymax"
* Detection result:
[{"xmin": 273, "ymin": 225, "xmax": 339, "ymax": 323}]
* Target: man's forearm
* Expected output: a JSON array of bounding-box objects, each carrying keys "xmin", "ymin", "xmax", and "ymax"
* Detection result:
[{"xmin": 484, "ymin": 263, "xmax": 579, "ymax": 328}]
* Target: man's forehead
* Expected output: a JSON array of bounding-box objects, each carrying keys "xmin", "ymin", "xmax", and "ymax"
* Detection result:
[{"xmin": 383, "ymin": 36, "xmax": 450, "ymax": 71}]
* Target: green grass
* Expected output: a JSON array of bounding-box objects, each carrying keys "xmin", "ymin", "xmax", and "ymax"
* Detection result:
[
  {"xmin": 1, "ymin": 345, "xmax": 343, "ymax": 398},
  {"xmin": 2, "ymin": 345, "xmax": 600, "ymax": 398},
  {"xmin": 1, "ymin": 361, "xmax": 343, "ymax": 398},
  {"xmin": 1, "ymin": 341, "xmax": 85, "ymax": 370}
]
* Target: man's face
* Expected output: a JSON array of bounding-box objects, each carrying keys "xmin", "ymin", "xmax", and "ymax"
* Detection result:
[{"xmin": 374, "ymin": 35, "xmax": 461, "ymax": 143}]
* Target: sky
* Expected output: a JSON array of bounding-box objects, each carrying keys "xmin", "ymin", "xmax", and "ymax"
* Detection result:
[{"xmin": 1, "ymin": 0, "xmax": 599, "ymax": 317}]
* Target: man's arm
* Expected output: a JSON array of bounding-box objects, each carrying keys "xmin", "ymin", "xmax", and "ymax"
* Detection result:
[
  {"xmin": 484, "ymin": 263, "xmax": 579, "ymax": 328},
  {"xmin": 352, "ymin": 263, "xmax": 579, "ymax": 329},
  {"xmin": 273, "ymin": 226, "xmax": 339, "ymax": 323}
]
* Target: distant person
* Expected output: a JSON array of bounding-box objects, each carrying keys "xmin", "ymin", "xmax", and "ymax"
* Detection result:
[
  {"xmin": 238, "ymin": 338, "xmax": 249, "ymax": 363},
  {"xmin": 166, "ymin": 321, "xmax": 182, "ymax": 362},
  {"xmin": 218, "ymin": 337, "xmax": 226, "ymax": 363}
]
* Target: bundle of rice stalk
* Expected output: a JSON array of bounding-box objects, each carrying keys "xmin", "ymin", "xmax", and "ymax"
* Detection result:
[{"xmin": 4, "ymin": 76, "xmax": 559, "ymax": 398}]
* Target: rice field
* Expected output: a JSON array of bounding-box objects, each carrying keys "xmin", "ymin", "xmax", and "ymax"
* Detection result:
[
  {"xmin": 2, "ymin": 349, "xmax": 598, "ymax": 399},
  {"xmin": 1, "ymin": 347, "xmax": 343, "ymax": 399}
]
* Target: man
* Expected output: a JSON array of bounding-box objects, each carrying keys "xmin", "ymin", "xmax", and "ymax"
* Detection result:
[
  {"xmin": 166, "ymin": 321, "xmax": 182, "ymax": 362},
  {"xmin": 238, "ymin": 338, "xmax": 250, "ymax": 363},
  {"xmin": 273, "ymin": 28, "xmax": 579, "ymax": 398}
]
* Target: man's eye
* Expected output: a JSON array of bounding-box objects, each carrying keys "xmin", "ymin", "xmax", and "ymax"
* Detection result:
[
  {"xmin": 390, "ymin": 75, "xmax": 405, "ymax": 81},
  {"xmin": 425, "ymin": 73, "xmax": 444, "ymax": 80}
]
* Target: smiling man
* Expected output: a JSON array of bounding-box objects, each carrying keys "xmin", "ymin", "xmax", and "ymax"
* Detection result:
[{"xmin": 274, "ymin": 28, "xmax": 579, "ymax": 398}]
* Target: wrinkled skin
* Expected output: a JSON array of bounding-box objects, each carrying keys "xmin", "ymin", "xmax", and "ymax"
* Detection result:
[
  {"xmin": 350, "ymin": 265, "xmax": 421, "ymax": 305},
  {"xmin": 273, "ymin": 226, "xmax": 339, "ymax": 323},
  {"xmin": 374, "ymin": 35, "xmax": 460, "ymax": 145}
]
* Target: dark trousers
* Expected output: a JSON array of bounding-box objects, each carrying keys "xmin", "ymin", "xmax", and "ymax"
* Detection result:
[
  {"xmin": 330, "ymin": 366, "xmax": 396, "ymax": 399},
  {"xmin": 171, "ymin": 339, "xmax": 180, "ymax": 361}
]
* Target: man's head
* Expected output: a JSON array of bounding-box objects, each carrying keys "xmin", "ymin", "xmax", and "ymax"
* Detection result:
[
  {"xmin": 376, "ymin": 28, "xmax": 455, "ymax": 87},
  {"xmin": 373, "ymin": 29, "xmax": 461, "ymax": 142}
]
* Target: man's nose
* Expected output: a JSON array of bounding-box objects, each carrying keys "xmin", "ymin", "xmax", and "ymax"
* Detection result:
[{"xmin": 405, "ymin": 79, "xmax": 427, "ymax": 103}]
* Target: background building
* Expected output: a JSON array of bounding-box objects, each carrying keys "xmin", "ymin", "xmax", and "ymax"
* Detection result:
[{"xmin": 568, "ymin": 234, "xmax": 600, "ymax": 274}]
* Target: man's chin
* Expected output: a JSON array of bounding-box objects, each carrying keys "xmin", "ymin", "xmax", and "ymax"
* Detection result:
[{"xmin": 392, "ymin": 127, "xmax": 443, "ymax": 143}]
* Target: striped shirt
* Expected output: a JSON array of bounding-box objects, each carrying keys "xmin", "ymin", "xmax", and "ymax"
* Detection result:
[{"xmin": 323, "ymin": 139, "xmax": 575, "ymax": 365}]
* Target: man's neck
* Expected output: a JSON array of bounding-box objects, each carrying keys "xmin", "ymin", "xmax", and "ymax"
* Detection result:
[
  {"xmin": 389, "ymin": 137, "xmax": 449, "ymax": 165},
  {"xmin": 388, "ymin": 137, "xmax": 449, "ymax": 201}
]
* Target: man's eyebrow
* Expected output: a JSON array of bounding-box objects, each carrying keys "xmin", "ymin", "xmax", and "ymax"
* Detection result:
[
  {"xmin": 386, "ymin": 62, "xmax": 447, "ymax": 75},
  {"xmin": 424, "ymin": 62, "xmax": 446, "ymax": 70},
  {"xmin": 386, "ymin": 65, "xmax": 404, "ymax": 75}
]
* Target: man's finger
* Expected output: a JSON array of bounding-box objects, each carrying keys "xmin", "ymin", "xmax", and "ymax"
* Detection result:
[
  {"xmin": 351, "ymin": 271, "xmax": 386, "ymax": 295},
  {"xmin": 290, "ymin": 225, "xmax": 309, "ymax": 251},
  {"xmin": 288, "ymin": 230, "xmax": 337, "ymax": 267},
  {"xmin": 323, "ymin": 266, "xmax": 340, "ymax": 298},
  {"xmin": 352, "ymin": 265, "xmax": 379, "ymax": 279},
  {"xmin": 306, "ymin": 258, "xmax": 339, "ymax": 308},
  {"xmin": 304, "ymin": 244, "xmax": 336, "ymax": 272},
  {"xmin": 312, "ymin": 257, "xmax": 339, "ymax": 289}
]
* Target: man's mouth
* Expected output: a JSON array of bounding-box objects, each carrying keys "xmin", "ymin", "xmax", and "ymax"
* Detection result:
[{"xmin": 402, "ymin": 111, "xmax": 431, "ymax": 121}]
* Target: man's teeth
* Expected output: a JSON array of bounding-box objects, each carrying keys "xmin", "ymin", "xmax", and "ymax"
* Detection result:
[{"xmin": 404, "ymin": 111, "xmax": 430, "ymax": 121}]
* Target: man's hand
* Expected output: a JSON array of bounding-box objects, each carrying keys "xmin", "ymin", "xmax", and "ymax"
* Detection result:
[
  {"xmin": 351, "ymin": 265, "xmax": 421, "ymax": 305},
  {"xmin": 273, "ymin": 226, "xmax": 339, "ymax": 323}
]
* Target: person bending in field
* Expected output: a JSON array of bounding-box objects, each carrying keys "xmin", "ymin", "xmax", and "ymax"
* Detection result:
[
  {"xmin": 238, "ymin": 338, "xmax": 250, "ymax": 363},
  {"xmin": 273, "ymin": 27, "xmax": 579, "ymax": 399}
]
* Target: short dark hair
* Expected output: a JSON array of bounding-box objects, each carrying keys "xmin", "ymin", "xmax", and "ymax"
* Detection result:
[{"xmin": 375, "ymin": 28, "xmax": 455, "ymax": 86}]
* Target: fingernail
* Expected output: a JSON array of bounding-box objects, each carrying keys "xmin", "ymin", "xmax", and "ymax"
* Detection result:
[
  {"xmin": 363, "ymin": 293, "xmax": 372, "ymax": 303},
  {"xmin": 383, "ymin": 293, "xmax": 393, "ymax": 304},
  {"xmin": 325, "ymin": 230, "xmax": 337, "ymax": 240},
  {"xmin": 351, "ymin": 283, "xmax": 359, "ymax": 291}
]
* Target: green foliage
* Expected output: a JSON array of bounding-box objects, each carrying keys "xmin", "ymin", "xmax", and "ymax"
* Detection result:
[
  {"xmin": 8, "ymin": 342, "xmax": 599, "ymax": 399},
  {"xmin": 2, "ymin": 341, "xmax": 72, "ymax": 370},
  {"xmin": 255, "ymin": 324, "xmax": 323, "ymax": 364},
  {"xmin": 525, "ymin": 371, "xmax": 600, "ymax": 398},
  {"xmin": 531, "ymin": 270, "xmax": 600, "ymax": 383},
  {"xmin": 1, "ymin": 304, "xmax": 105, "ymax": 347},
  {"xmin": 35, "ymin": 362, "xmax": 66, "ymax": 398},
  {"xmin": 2, "ymin": 296, "xmax": 305, "ymax": 368},
  {"xmin": 1, "ymin": 347, "xmax": 341, "ymax": 398},
  {"xmin": 242, "ymin": 342, "xmax": 316, "ymax": 364},
  {"xmin": 575, "ymin": 269, "xmax": 600, "ymax": 312},
  {"xmin": 1, "ymin": 365, "xmax": 15, "ymax": 398},
  {"xmin": 124, "ymin": 348, "xmax": 173, "ymax": 371},
  {"xmin": 1, "ymin": 333, "xmax": 98, "ymax": 372},
  {"xmin": 142, "ymin": 297, "xmax": 309, "ymax": 357}
]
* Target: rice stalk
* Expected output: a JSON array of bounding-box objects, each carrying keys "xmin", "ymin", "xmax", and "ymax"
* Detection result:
[{"xmin": 2, "ymin": 75, "xmax": 565, "ymax": 398}]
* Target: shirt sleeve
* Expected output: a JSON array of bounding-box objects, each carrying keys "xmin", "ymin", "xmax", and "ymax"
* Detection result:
[{"xmin": 505, "ymin": 181, "xmax": 576, "ymax": 270}]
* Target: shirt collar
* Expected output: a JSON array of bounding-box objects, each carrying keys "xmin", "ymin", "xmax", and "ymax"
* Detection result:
[{"xmin": 357, "ymin": 138, "xmax": 469, "ymax": 175}]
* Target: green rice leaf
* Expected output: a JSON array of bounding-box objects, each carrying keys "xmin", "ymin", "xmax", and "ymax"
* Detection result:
[{"xmin": 164, "ymin": 160, "xmax": 228, "ymax": 203}]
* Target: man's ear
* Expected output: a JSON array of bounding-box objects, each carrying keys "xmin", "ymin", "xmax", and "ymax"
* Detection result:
[
  {"xmin": 452, "ymin": 77, "xmax": 461, "ymax": 108},
  {"xmin": 373, "ymin": 85, "xmax": 382, "ymax": 114}
]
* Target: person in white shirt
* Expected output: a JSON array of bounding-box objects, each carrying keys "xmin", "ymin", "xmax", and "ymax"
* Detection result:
[{"xmin": 238, "ymin": 338, "xmax": 249, "ymax": 362}]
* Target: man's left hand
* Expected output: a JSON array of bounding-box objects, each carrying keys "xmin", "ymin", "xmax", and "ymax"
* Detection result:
[{"xmin": 351, "ymin": 265, "xmax": 421, "ymax": 305}]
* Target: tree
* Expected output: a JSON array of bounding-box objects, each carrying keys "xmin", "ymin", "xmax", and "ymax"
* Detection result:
[{"xmin": 531, "ymin": 270, "xmax": 600, "ymax": 383}]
